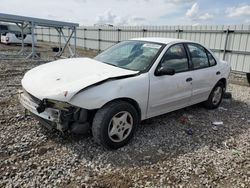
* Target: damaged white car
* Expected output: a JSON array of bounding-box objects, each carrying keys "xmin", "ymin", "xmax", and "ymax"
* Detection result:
[{"xmin": 19, "ymin": 38, "xmax": 230, "ymax": 149}]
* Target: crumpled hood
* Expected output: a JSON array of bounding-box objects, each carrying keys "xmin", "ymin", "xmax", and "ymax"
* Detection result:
[{"xmin": 22, "ymin": 58, "xmax": 138, "ymax": 101}]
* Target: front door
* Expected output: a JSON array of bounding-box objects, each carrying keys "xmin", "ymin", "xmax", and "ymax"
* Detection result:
[{"xmin": 147, "ymin": 43, "xmax": 193, "ymax": 118}]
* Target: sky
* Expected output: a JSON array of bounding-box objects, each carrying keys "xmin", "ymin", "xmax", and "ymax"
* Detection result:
[{"xmin": 0, "ymin": 0, "xmax": 250, "ymax": 26}]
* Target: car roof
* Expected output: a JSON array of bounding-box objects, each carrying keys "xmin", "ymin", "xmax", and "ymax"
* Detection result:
[{"xmin": 130, "ymin": 37, "xmax": 192, "ymax": 45}]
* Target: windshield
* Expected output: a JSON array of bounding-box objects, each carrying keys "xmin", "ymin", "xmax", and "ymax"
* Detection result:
[{"xmin": 94, "ymin": 40, "xmax": 163, "ymax": 71}]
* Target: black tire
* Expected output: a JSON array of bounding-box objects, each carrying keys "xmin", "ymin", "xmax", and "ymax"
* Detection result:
[
  {"xmin": 92, "ymin": 101, "xmax": 139, "ymax": 149},
  {"xmin": 247, "ymin": 73, "xmax": 250, "ymax": 84},
  {"xmin": 204, "ymin": 81, "xmax": 225, "ymax": 109}
]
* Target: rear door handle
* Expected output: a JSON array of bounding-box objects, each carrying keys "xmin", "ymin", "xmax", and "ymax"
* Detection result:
[
  {"xmin": 216, "ymin": 71, "xmax": 221, "ymax": 75},
  {"xmin": 186, "ymin": 77, "xmax": 192, "ymax": 82}
]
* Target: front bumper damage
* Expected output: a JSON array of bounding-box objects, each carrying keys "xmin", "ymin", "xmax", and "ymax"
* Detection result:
[
  {"xmin": 18, "ymin": 90, "xmax": 90, "ymax": 134},
  {"xmin": 19, "ymin": 90, "xmax": 60, "ymax": 122}
]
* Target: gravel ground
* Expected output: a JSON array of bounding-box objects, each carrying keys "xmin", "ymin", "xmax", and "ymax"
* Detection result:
[{"xmin": 0, "ymin": 43, "xmax": 250, "ymax": 187}]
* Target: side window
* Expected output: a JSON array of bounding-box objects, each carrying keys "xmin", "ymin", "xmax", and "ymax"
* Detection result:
[
  {"xmin": 0, "ymin": 25, "xmax": 8, "ymax": 30},
  {"xmin": 160, "ymin": 44, "xmax": 189, "ymax": 73},
  {"xmin": 187, "ymin": 44, "xmax": 209, "ymax": 69},
  {"xmin": 206, "ymin": 50, "xmax": 217, "ymax": 66}
]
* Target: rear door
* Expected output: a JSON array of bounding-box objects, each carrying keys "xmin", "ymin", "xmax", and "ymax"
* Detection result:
[
  {"xmin": 185, "ymin": 43, "xmax": 218, "ymax": 104},
  {"xmin": 147, "ymin": 43, "xmax": 193, "ymax": 118}
]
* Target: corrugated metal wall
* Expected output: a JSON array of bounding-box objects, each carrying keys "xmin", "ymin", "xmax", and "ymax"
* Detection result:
[{"xmin": 35, "ymin": 25, "xmax": 250, "ymax": 73}]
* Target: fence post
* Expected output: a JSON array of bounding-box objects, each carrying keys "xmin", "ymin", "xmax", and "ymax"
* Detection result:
[
  {"xmin": 98, "ymin": 28, "xmax": 101, "ymax": 51},
  {"xmin": 41, "ymin": 27, "xmax": 43, "ymax": 41},
  {"xmin": 176, "ymin": 29, "xmax": 183, "ymax": 39},
  {"xmin": 49, "ymin": 27, "xmax": 51, "ymax": 42},
  {"xmin": 223, "ymin": 28, "xmax": 230, "ymax": 60},
  {"xmin": 58, "ymin": 28, "xmax": 61, "ymax": 54},
  {"xmin": 142, "ymin": 29, "xmax": 147, "ymax": 37},
  {"xmin": 68, "ymin": 28, "xmax": 70, "ymax": 46},
  {"xmin": 74, "ymin": 27, "xmax": 77, "ymax": 57},
  {"xmin": 117, "ymin": 28, "xmax": 121, "ymax": 43},
  {"xmin": 83, "ymin": 28, "xmax": 86, "ymax": 49}
]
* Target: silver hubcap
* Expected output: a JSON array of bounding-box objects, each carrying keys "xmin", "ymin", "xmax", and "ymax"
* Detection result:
[
  {"xmin": 212, "ymin": 86, "xmax": 222, "ymax": 105},
  {"xmin": 108, "ymin": 111, "xmax": 133, "ymax": 143}
]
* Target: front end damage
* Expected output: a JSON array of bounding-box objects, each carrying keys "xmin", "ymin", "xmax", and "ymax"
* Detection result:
[
  {"xmin": 19, "ymin": 57, "xmax": 139, "ymax": 133},
  {"xmin": 19, "ymin": 90, "xmax": 91, "ymax": 134}
]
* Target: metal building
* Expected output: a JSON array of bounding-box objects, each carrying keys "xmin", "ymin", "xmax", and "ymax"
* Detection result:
[{"xmin": 0, "ymin": 13, "xmax": 79, "ymax": 58}]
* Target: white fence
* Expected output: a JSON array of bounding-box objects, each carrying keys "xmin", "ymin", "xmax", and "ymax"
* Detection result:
[{"xmin": 35, "ymin": 25, "xmax": 250, "ymax": 73}]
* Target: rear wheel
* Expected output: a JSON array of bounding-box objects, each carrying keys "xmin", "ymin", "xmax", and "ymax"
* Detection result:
[
  {"xmin": 92, "ymin": 101, "xmax": 139, "ymax": 149},
  {"xmin": 204, "ymin": 82, "xmax": 225, "ymax": 109}
]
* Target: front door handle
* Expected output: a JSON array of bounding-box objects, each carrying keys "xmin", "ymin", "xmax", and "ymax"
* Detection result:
[
  {"xmin": 186, "ymin": 77, "xmax": 192, "ymax": 82},
  {"xmin": 216, "ymin": 71, "xmax": 221, "ymax": 75}
]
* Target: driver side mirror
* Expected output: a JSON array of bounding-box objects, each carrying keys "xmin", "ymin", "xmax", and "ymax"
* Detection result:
[{"xmin": 155, "ymin": 66, "xmax": 175, "ymax": 76}]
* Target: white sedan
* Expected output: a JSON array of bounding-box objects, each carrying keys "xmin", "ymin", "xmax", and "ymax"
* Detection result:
[
  {"xmin": 19, "ymin": 38, "xmax": 230, "ymax": 149},
  {"xmin": 1, "ymin": 32, "xmax": 36, "ymax": 45}
]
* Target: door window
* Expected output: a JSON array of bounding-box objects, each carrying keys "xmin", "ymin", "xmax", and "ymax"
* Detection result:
[
  {"xmin": 187, "ymin": 44, "xmax": 209, "ymax": 69},
  {"xmin": 160, "ymin": 44, "xmax": 189, "ymax": 73},
  {"xmin": 206, "ymin": 51, "xmax": 217, "ymax": 66}
]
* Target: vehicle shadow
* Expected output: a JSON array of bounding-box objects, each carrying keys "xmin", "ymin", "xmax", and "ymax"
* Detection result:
[{"xmin": 39, "ymin": 98, "xmax": 250, "ymax": 168}]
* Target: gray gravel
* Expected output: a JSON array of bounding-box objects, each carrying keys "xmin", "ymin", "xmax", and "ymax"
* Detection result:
[{"xmin": 0, "ymin": 43, "xmax": 250, "ymax": 187}]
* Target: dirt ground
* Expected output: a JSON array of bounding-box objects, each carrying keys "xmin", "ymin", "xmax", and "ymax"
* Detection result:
[{"xmin": 0, "ymin": 42, "xmax": 249, "ymax": 187}]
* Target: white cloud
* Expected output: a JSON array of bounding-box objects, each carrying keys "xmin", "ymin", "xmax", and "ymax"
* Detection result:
[
  {"xmin": 186, "ymin": 2, "xmax": 199, "ymax": 18},
  {"xmin": 226, "ymin": 5, "xmax": 250, "ymax": 17},
  {"xmin": 0, "ymin": 0, "xmax": 183, "ymax": 26},
  {"xmin": 95, "ymin": 10, "xmax": 146, "ymax": 26},
  {"xmin": 96, "ymin": 10, "xmax": 118, "ymax": 25},
  {"xmin": 186, "ymin": 2, "xmax": 213, "ymax": 21},
  {"xmin": 199, "ymin": 13, "xmax": 213, "ymax": 20},
  {"xmin": 192, "ymin": 23, "xmax": 200, "ymax": 26}
]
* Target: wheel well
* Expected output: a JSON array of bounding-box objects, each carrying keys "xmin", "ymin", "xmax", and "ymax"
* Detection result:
[
  {"xmin": 104, "ymin": 98, "xmax": 141, "ymax": 119},
  {"xmin": 218, "ymin": 78, "xmax": 226, "ymax": 88}
]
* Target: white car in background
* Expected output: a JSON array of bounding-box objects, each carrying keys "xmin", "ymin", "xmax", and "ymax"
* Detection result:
[
  {"xmin": 1, "ymin": 32, "xmax": 36, "ymax": 45},
  {"xmin": 19, "ymin": 38, "xmax": 230, "ymax": 149}
]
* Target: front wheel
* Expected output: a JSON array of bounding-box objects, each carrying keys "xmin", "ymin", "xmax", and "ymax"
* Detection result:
[
  {"xmin": 204, "ymin": 82, "xmax": 225, "ymax": 109},
  {"xmin": 92, "ymin": 101, "xmax": 139, "ymax": 149}
]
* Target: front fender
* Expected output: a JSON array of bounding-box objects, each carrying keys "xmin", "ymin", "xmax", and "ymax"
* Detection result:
[{"xmin": 69, "ymin": 73, "xmax": 149, "ymax": 120}]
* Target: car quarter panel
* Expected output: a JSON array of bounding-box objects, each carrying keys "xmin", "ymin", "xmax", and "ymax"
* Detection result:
[
  {"xmin": 69, "ymin": 73, "xmax": 149, "ymax": 120},
  {"xmin": 194, "ymin": 59, "xmax": 230, "ymax": 101},
  {"xmin": 217, "ymin": 60, "xmax": 231, "ymax": 82}
]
